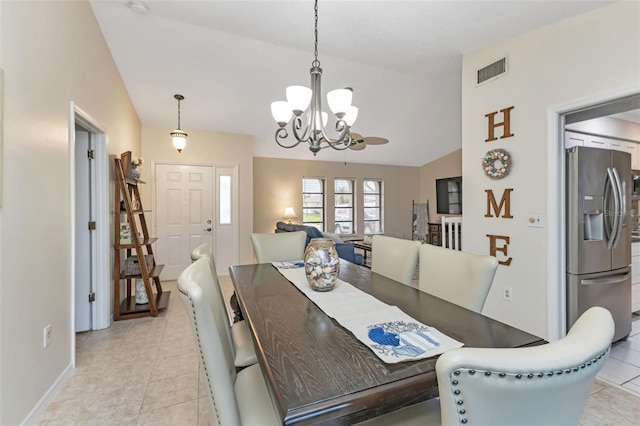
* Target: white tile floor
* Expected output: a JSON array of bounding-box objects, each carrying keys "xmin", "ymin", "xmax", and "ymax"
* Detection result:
[
  {"xmin": 35, "ymin": 278, "xmax": 640, "ymax": 425},
  {"xmin": 597, "ymin": 313, "xmax": 640, "ymax": 393}
]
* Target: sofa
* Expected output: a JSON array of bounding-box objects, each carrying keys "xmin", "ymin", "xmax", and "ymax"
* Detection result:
[{"xmin": 275, "ymin": 222, "xmax": 363, "ymax": 265}]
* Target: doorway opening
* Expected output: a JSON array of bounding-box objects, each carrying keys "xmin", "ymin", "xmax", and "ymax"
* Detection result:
[{"xmin": 548, "ymin": 92, "xmax": 640, "ymax": 341}]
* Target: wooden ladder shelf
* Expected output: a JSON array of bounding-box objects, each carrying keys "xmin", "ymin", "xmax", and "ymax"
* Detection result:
[{"xmin": 113, "ymin": 151, "xmax": 168, "ymax": 320}]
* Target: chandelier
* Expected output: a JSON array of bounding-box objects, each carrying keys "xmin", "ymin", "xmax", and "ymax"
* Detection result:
[
  {"xmin": 271, "ymin": 0, "xmax": 358, "ymax": 155},
  {"xmin": 170, "ymin": 94, "xmax": 187, "ymax": 153}
]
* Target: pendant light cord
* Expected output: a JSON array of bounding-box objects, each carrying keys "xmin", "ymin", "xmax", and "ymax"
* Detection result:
[{"xmin": 177, "ymin": 98, "xmax": 181, "ymax": 129}]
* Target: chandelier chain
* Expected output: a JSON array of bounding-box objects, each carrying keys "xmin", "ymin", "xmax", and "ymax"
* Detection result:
[{"xmin": 313, "ymin": 0, "xmax": 319, "ymax": 67}]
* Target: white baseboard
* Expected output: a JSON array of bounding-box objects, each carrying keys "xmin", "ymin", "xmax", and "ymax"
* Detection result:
[{"xmin": 20, "ymin": 362, "xmax": 74, "ymax": 426}]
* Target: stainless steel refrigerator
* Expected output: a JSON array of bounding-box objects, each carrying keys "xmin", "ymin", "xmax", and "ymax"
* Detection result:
[{"xmin": 566, "ymin": 145, "xmax": 632, "ymax": 342}]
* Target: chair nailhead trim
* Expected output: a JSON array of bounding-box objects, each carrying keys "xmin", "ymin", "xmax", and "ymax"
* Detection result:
[
  {"xmin": 449, "ymin": 345, "xmax": 611, "ymax": 426},
  {"xmin": 180, "ymin": 288, "xmax": 222, "ymax": 426}
]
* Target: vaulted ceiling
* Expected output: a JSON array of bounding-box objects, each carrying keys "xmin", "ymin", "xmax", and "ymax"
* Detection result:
[{"xmin": 90, "ymin": 0, "xmax": 615, "ymax": 166}]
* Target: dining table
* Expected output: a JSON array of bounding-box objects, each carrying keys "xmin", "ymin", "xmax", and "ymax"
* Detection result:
[{"xmin": 229, "ymin": 259, "xmax": 545, "ymax": 425}]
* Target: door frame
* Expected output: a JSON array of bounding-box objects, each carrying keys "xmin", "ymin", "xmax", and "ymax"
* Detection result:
[
  {"xmin": 547, "ymin": 85, "xmax": 640, "ymax": 342},
  {"xmin": 69, "ymin": 103, "xmax": 110, "ymax": 349}
]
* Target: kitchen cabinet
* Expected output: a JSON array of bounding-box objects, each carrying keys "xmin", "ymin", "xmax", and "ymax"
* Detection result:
[
  {"xmin": 585, "ymin": 134, "xmax": 611, "ymax": 149},
  {"xmin": 565, "ymin": 131, "xmax": 640, "ymax": 169},
  {"xmin": 623, "ymin": 142, "xmax": 640, "ymax": 170},
  {"xmin": 632, "ymin": 242, "xmax": 640, "ymax": 314}
]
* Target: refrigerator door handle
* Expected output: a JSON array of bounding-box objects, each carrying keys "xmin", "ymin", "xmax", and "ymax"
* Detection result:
[
  {"xmin": 581, "ymin": 272, "xmax": 630, "ymax": 285},
  {"xmin": 606, "ymin": 167, "xmax": 620, "ymax": 249},
  {"xmin": 611, "ymin": 166, "xmax": 625, "ymax": 248}
]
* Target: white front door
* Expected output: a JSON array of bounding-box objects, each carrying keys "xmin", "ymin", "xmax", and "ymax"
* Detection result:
[{"xmin": 155, "ymin": 164, "xmax": 214, "ymax": 280}]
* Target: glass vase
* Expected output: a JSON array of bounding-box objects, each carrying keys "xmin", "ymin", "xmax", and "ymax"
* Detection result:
[{"xmin": 304, "ymin": 238, "xmax": 340, "ymax": 291}]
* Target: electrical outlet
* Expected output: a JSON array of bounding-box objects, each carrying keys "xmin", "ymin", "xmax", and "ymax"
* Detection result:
[
  {"xmin": 503, "ymin": 287, "xmax": 513, "ymax": 302},
  {"xmin": 44, "ymin": 324, "xmax": 52, "ymax": 348}
]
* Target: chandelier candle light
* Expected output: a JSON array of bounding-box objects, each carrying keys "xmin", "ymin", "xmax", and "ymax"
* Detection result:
[
  {"xmin": 271, "ymin": 0, "xmax": 358, "ymax": 155},
  {"xmin": 170, "ymin": 94, "xmax": 188, "ymax": 153}
]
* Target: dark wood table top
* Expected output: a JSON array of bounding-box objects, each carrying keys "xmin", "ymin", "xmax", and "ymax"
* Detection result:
[{"xmin": 229, "ymin": 260, "xmax": 544, "ymax": 425}]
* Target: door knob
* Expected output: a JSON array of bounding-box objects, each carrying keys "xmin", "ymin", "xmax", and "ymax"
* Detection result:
[{"xmin": 204, "ymin": 227, "xmax": 212, "ymax": 232}]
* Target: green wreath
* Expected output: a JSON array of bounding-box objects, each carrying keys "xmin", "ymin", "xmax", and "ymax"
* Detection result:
[{"xmin": 482, "ymin": 148, "xmax": 511, "ymax": 179}]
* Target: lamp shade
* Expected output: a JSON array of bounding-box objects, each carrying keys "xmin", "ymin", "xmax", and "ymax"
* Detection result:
[
  {"xmin": 310, "ymin": 111, "xmax": 328, "ymax": 129},
  {"xmin": 286, "ymin": 86, "xmax": 312, "ymax": 114},
  {"xmin": 171, "ymin": 129, "xmax": 187, "ymax": 153},
  {"xmin": 283, "ymin": 207, "xmax": 297, "ymax": 222},
  {"xmin": 271, "ymin": 101, "xmax": 293, "ymax": 126},
  {"xmin": 344, "ymin": 106, "xmax": 359, "ymax": 127},
  {"xmin": 327, "ymin": 88, "xmax": 353, "ymax": 116}
]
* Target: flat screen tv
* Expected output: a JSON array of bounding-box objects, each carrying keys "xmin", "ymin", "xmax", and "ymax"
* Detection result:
[{"xmin": 436, "ymin": 176, "xmax": 462, "ymax": 215}]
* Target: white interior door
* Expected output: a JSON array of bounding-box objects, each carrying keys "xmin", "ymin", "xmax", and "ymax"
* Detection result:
[
  {"xmin": 74, "ymin": 131, "xmax": 92, "ymax": 332},
  {"xmin": 155, "ymin": 164, "xmax": 214, "ymax": 280}
]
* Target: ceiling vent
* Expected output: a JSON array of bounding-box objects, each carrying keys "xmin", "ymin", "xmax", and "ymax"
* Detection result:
[{"xmin": 476, "ymin": 56, "xmax": 508, "ymax": 86}]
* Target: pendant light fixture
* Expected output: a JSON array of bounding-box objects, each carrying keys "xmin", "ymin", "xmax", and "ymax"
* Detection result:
[
  {"xmin": 271, "ymin": 0, "xmax": 358, "ymax": 155},
  {"xmin": 170, "ymin": 94, "xmax": 187, "ymax": 153}
]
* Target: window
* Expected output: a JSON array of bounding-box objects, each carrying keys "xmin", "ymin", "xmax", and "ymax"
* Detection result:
[
  {"xmin": 303, "ymin": 178, "xmax": 325, "ymax": 231},
  {"xmin": 363, "ymin": 179, "xmax": 383, "ymax": 234},
  {"xmin": 334, "ymin": 178, "xmax": 354, "ymax": 234},
  {"xmin": 219, "ymin": 175, "xmax": 231, "ymax": 224}
]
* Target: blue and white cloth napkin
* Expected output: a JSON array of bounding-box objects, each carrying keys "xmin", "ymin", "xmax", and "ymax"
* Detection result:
[{"xmin": 272, "ymin": 263, "xmax": 464, "ymax": 364}]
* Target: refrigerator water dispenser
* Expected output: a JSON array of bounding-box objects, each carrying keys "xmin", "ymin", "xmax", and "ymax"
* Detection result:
[{"xmin": 583, "ymin": 196, "xmax": 603, "ymax": 241}]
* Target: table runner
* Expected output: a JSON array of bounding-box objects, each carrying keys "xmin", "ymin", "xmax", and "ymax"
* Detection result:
[{"xmin": 272, "ymin": 262, "xmax": 464, "ymax": 364}]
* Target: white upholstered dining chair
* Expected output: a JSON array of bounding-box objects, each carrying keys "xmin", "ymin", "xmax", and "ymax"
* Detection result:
[
  {"xmin": 250, "ymin": 231, "xmax": 307, "ymax": 263},
  {"xmin": 359, "ymin": 306, "xmax": 614, "ymax": 426},
  {"xmin": 190, "ymin": 243, "xmax": 257, "ymax": 368},
  {"xmin": 441, "ymin": 216, "xmax": 462, "ymax": 250},
  {"xmin": 371, "ymin": 235, "xmax": 421, "ymax": 286},
  {"xmin": 178, "ymin": 258, "xmax": 280, "ymax": 426},
  {"xmin": 418, "ymin": 244, "xmax": 498, "ymax": 313}
]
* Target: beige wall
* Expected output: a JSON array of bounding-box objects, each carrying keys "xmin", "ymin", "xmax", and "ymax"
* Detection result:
[
  {"xmin": 253, "ymin": 157, "xmax": 421, "ymax": 240},
  {"xmin": 419, "ymin": 149, "xmax": 462, "ymax": 222},
  {"xmin": 461, "ymin": 1, "xmax": 640, "ymax": 338},
  {"xmin": 141, "ymin": 126, "xmax": 255, "ymax": 266},
  {"xmin": 0, "ymin": 1, "xmax": 141, "ymax": 423}
]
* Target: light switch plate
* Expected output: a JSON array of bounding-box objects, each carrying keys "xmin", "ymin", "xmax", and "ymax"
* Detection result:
[{"xmin": 528, "ymin": 215, "xmax": 544, "ymax": 228}]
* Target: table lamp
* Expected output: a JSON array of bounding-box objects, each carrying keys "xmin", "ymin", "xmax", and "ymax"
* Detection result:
[{"xmin": 283, "ymin": 207, "xmax": 297, "ymax": 224}]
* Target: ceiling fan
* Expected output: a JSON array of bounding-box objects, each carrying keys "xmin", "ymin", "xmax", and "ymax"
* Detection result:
[{"xmin": 348, "ymin": 132, "xmax": 389, "ymax": 150}]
